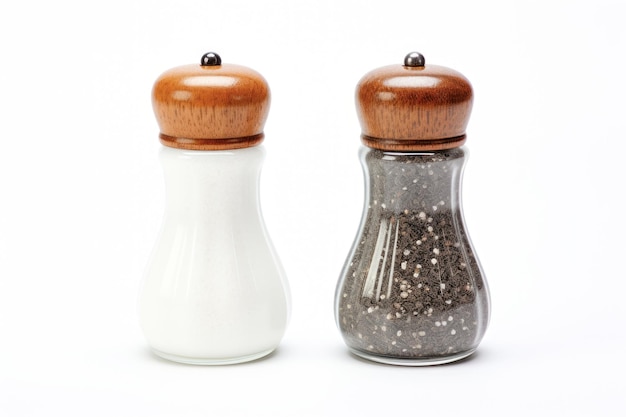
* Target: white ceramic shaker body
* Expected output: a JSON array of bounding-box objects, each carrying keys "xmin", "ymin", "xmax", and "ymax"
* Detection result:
[
  {"xmin": 139, "ymin": 145, "xmax": 289, "ymax": 364},
  {"xmin": 139, "ymin": 53, "xmax": 289, "ymax": 365}
]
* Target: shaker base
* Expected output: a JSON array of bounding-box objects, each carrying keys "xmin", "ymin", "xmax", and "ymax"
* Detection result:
[
  {"xmin": 349, "ymin": 347, "xmax": 476, "ymax": 366},
  {"xmin": 152, "ymin": 347, "xmax": 275, "ymax": 365}
]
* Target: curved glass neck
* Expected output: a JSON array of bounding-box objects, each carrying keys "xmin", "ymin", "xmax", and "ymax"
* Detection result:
[{"xmin": 359, "ymin": 146, "xmax": 467, "ymax": 215}]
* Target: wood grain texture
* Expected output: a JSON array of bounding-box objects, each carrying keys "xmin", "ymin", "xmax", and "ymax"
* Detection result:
[
  {"xmin": 361, "ymin": 134, "xmax": 466, "ymax": 152},
  {"xmin": 356, "ymin": 64, "xmax": 473, "ymax": 151},
  {"xmin": 159, "ymin": 133, "xmax": 264, "ymax": 150},
  {"xmin": 152, "ymin": 63, "xmax": 270, "ymax": 150}
]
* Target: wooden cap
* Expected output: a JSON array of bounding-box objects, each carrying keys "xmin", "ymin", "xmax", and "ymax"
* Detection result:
[
  {"xmin": 152, "ymin": 52, "xmax": 270, "ymax": 150},
  {"xmin": 356, "ymin": 52, "xmax": 473, "ymax": 151}
]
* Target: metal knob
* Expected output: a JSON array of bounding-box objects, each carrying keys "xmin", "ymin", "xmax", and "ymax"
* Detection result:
[
  {"xmin": 201, "ymin": 52, "xmax": 222, "ymax": 66},
  {"xmin": 404, "ymin": 52, "xmax": 425, "ymax": 67}
]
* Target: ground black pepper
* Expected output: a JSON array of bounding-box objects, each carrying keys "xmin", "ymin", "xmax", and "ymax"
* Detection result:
[{"xmin": 336, "ymin": 147, "xmax": 490, "ymax": 364}]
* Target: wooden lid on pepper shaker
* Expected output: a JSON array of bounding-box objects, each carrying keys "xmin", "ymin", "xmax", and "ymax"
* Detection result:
[
  {"xmin": 152, "ymin": 52, "xmax": 270, "ymax": 150},
  {"xmin": 356, "ymin": 52, "xmax": 473, "ymax": 151}
]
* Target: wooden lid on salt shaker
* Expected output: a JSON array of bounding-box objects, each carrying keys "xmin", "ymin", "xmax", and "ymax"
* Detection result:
[
  {"xmin": 356, "ymin": 52, "xmax": 473, "ymax": 151},
  {"xmin": 152, "ymin": 52, "xmax": 270, "ymax": 150}
]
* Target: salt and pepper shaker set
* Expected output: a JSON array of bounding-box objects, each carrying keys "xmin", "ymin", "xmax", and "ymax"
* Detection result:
[{"xmin": 139, "ymin": 52, "xmax": 491, "ymax": 366}]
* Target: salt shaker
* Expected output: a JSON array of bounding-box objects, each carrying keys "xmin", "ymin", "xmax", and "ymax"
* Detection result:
[
  {"xmin": 139, "ymin": 53, "xmax": 290, "ymax": 365},
  {"xmin": 335, "ymin": 52, "xmax": 490, "ymax": 365}
]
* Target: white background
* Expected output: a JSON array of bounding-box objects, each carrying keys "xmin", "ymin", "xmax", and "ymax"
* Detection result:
[{"xmin": 1, "ymin": 0, "xmax": 625, "ymax": 415}]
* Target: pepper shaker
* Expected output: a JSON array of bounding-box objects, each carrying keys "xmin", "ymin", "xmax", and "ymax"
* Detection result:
[
  {"xmin": 335, "ymin": 52, "xmax": 490, "ymax": 365},
  {"xmin": 139, "ymin": 53, "xmax": 290, "ymax": 365}
]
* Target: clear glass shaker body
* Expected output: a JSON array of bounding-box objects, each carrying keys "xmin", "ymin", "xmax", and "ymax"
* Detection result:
[{"xmin": 335, "ymin": 146, "xmax": 490, "ymax": 365}]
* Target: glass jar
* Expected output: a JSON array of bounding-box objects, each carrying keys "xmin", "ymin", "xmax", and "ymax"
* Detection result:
[
  {"xmin": 336, "ymin": 146, "xmax": 489, "ymax": 365},
  {"xmin": 335, "ymin": 52, "xmax": 490, "ymax": 365}
]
